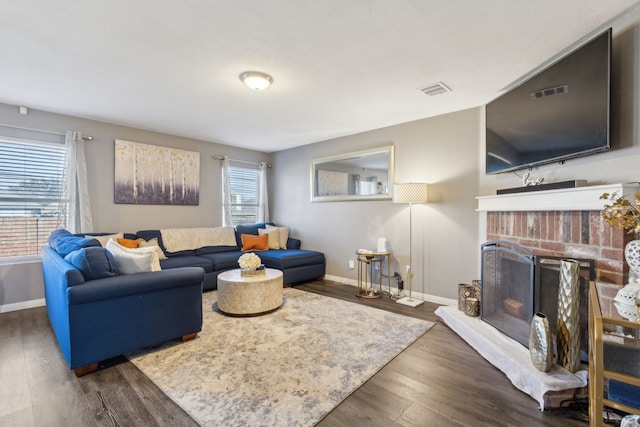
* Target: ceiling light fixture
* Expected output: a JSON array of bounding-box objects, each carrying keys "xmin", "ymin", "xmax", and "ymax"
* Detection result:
[{"xmin": 239, "ymin": 71, "xmax": 273, "ymax": 91}]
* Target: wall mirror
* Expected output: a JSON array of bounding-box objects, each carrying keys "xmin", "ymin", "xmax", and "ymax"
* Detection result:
[{"xmin": 311, "ymin": 145, "xmax": 394, "ymax": 202}]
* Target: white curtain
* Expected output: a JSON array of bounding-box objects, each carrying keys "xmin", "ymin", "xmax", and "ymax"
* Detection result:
[
  {"xmin": 62, "ymin": 131, "xmax": 94, "ymax": 233},
  {"xmin": 257, "ymin": 161, "xmax": 270, "ymax": 223},
  {"xmin": 221, "ymin": 156, "xmax": 232, "ymax": 226}
]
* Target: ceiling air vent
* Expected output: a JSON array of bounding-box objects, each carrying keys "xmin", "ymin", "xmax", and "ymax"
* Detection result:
[
  {"xmin": 419, "ymin": 82, "xmax": 452, "ymax": 96},
  {"xmin": 531, "ymin": 84, "xmax": 569, "ymax": 99}
]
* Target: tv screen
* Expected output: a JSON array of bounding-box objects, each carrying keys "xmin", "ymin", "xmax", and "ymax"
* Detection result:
[{"xmin": 486, "ymin": 28, "xmax": 611, "ymax": 175}]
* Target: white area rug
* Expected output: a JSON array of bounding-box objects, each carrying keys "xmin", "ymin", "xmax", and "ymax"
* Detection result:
[
  {"xmin": 129, "ymin": 288, "xmax": 433, "ymax": 427},
  {"xmin": 435, "ymin": 305, "xmax": 588, "ymax": 410}
]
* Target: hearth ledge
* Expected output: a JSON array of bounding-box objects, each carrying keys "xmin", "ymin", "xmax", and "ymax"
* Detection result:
[
  {"xmin": 477, "ymin": 182, "xmax": 640, "ymax": 212},
  {"xmin": 435, "ymin": 305, "xmax": 588, "ymax": 410}
]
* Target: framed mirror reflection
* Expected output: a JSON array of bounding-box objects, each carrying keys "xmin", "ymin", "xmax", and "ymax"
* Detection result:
[{"xmin": 311, "ymin": 145, "xmax": 394, "ymax": 202}]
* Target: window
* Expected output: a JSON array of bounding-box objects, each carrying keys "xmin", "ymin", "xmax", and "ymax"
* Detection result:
[
  {"xmin": 227, "ymin": 165, "xmax": 260, "ymax": 225},
  {"xmin": 0, "ymin": 137, "xmax": 66, "ymax": 257}
]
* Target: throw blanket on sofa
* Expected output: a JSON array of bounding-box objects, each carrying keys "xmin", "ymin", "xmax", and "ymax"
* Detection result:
[{"xmin": 160, "ymin": 227, "xmax": 237, "ymax": 253}]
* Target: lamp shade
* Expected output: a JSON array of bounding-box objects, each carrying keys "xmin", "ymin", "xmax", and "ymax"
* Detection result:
[{"xmin": 393, "ymin": 183, "xmax": 428, "ymax": 204}]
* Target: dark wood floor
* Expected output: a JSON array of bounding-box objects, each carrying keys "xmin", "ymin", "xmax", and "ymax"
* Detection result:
[{"xmin": 1, "ymin": 280, "xmax": 588, "ymax": 426}]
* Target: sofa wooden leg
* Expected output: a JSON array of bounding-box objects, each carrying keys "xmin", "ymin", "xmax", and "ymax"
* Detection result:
[
  {"xmin": 74, "ymin": 362, "xmax": 99, "ymax": 376},
  {"xmin": 181, "ymin": 332, "xmax": 197, "ymax": 342}
]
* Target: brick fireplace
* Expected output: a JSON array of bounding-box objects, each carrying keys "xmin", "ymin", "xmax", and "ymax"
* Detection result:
[
  {"xmin": 429, "ymin": 183, "xmax": 640, "ymax": 409},
  {"xmin": 486, "ymin": 210, "xmax": 631, "ymax": 285},
  {"xmin": 477, "ymin": 182, "xmax": 640, "ymax": 286}
]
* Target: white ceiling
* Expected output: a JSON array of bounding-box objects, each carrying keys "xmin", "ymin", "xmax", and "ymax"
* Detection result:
[{"xmin": 1, "ymin": 1, "xmax": 639, "ymax": 153}]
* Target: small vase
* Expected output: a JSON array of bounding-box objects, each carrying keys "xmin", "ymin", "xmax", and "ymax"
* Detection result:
[
  {"xmin": 613, "ymin": 282, "xmax": 640, "ymax": 321},
  {"xmin": 458, "ymin": 283, "xmax": 473, "ymax": 311},
  {"xmin": 529, "ymin": 312, "xmax": 553, "ymax": 372},
  {"xmin": 471, "ymin": 279, "xmax": 481, "ymax": 301},
  {"xmin": 625, "ymin": 240, "xmax": 640, "ymax": 279},
  {"xmin": 464, "ymin": 297, "xmax": 480, "ymax": 317},
  {"xmin": 556, "ymin": 259, "xmax": 581, "ymax": 373}
]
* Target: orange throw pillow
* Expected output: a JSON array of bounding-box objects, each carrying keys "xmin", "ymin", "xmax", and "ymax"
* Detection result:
[
  {"xmin": 117, "ymin": 237, "xmax": 141, "ymax": 248},
  {"xmin": 241, "ymin": 234, "xmax": 268, "ymax": 252}
]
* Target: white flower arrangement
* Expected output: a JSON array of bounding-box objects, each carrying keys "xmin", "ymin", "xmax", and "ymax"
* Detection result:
[{"xmin": 238, "ymin": 253, "xmax": 261, "ymax": 270}]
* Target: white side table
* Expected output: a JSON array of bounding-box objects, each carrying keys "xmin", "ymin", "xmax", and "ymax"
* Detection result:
[{"xmin": 217, "ymin": 268, "xmax": 283, "ymax": 316}]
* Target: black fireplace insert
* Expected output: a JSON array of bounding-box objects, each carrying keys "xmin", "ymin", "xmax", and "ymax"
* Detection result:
[
  {"xmin": 481, "ymin": 241, "xmax": 595, "ymax": 358},
  {"xmin": 481, "ymin": 241, "xmax": 534, "ymax": 347}
]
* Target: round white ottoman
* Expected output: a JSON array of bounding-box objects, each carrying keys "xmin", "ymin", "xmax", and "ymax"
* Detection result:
[{"xmin": 217, "ymin": 268, "xmax": 284, "ymax": 316}]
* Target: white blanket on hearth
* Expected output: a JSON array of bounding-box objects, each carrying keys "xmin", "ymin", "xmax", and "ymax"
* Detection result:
[
  {"xmin": 435, "ymin": 305, "xmax": 588, "ymax": 410},
  {"xmin": 160, "ymin": 227, "xmax": 237, "ymax": 253}
]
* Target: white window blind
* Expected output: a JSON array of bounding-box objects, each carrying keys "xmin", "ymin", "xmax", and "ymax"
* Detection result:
[
  {"xmin": 0, "ymin": 138, "xmax": 67, "ymax": 257},
  {"xmin": 228, "ymin": 166, "xmax": 259, "ymax": 225}
]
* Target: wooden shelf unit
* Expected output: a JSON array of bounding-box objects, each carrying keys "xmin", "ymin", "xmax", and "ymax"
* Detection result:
[{"xmin": 589, "ymin": 282, "xmax": 640, "ymax": 426}]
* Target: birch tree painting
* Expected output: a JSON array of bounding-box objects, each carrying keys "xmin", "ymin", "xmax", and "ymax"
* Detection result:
[{"xmin": 114, "ymin": 140, "xmax": 200, "ymax": 205}]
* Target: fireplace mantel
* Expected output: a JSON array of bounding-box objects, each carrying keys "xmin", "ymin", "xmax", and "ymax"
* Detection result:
[{"xmin": 477, "ymin": 182, "xmax": 640, "ymax": 212}]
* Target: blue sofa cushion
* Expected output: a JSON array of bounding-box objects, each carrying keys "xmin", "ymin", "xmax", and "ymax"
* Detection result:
[
  {"xmin": 82, "ymin": 232, "xmax": 138, "ymax": 240},
  {"xmin": 159, "ymin": 255, "xmax": 213, "ymax": 272},
  {"xmin": 64, "ymin": 247, "xmax": 120, "ymax": 281},
  {"xmin": 286, "ymin": 238, "xmax": 301, "ymax": 250},
  {"xmin": 259, "ymin": 250, "xmax": 325, "ymax": 270},
  {"xmin": 49, "ymin": 229, "xmax": 101, "ymax": 257},
  {"xmin": 67, "ymin": 267, "xmax": 205, "ymax": 305},
  {"xmin": 195, "ymin": 245, "xmax": 240, "ymax": 255},
  {"xmin": 198, "ymin": 251, "xmax": 245, "ymax": 271}
]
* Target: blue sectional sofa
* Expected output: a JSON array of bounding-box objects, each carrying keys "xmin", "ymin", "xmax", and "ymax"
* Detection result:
[
  {"xmin": 41, "ymin": 223, "xmax": 325, "ymax": 375},
  {"xmin": 134, "ymin": 222, "xmax": 326, "ymax": 290},
  {"xmin": 42, "ymin": 230, "xmax": 204, "ymax": 375}
]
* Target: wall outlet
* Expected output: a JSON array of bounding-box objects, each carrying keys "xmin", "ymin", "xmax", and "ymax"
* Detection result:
[{"xmin": 348, "ymin": 260, "xmax": 355, "ymax": 269}]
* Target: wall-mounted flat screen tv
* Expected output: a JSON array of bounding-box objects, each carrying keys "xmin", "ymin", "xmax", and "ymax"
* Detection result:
[{"xmin": 486, "ymin": 28, "xmax": 611, "ymax": 175}]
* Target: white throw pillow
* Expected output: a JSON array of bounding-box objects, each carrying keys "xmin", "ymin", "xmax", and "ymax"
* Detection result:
[
  {"xmin": 258, "ymin": 228, "xmax": 280, "ymax": 250},
  {"xmin": 105, "ymin": 239, "xmax": 161, "ymax": 274},
  {"xmin": 138, "ymin": 237, "xmax": 168, "ymax": 260},
  {"xmin": 89, "ymin": 232, "xmax": 124, "ymax": 247},
  {"xmin": 266, "ymin": 225, "xmax": 290, "ymax": 249}
]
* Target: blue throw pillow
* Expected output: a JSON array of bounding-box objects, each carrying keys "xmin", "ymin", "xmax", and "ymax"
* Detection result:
[
  {"xmin": 48, "ymin": 229, "xmax": 100, "ymax": 257},
  {"xmin": 64, "ymin": 247, "xmax": 120, "ymax": 281},
  {"xmin": 48, "ymin": 229, "xmax": 72, "ymax": 248}
]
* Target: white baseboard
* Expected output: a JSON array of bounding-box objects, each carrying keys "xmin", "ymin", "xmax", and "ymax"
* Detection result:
[
  {"xmin": 422, "ymin": 294, "xmax": 457, "ymax": 306},
  {"xmin": 0, "ymin": 298, "xmax": 46, "ymax": 313},
  {"xmin": 323, "ymin": 275, "xmax": 457, "ymax": 306},
  {"xmin": 324, "ymin": 274, "xmax": 357, "ymax": 287}
]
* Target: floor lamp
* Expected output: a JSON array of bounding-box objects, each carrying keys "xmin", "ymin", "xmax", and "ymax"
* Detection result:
[{"xmin": 393, "ymin": 182, "xmax": 428, "ymax": 307}]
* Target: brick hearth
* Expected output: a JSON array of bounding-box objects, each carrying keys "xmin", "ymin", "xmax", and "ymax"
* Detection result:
[{"xmin": 486, "ymin": 210, "xmax": 632, "ymax": 285}]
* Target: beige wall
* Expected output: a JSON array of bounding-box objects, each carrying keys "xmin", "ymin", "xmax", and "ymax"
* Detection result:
[
  {"xmin": 0, "ymin": 103, "xmax": 269, "ymax": 309},
  {"xmin": 0, "ymin": 260, "xmax": 44, "ymax": 313},
  {"xmin": 479, "ymin": 19, "xmax": 640, "ymax": 195},
  {"xmin": 0, "ymin": 103, "xmax": 270, "ymax": 232},
  {"xmin": 271, "ymin": 108, "xmax": 482, "ymax": 301},
  {"xmin": 2, "ymin": 8, "xmax": 640, "ymax": 310},
  {"xmin": 269, "ymin": 12, "xmax": 640, "ymax": 302},
  {"xmin": 477, "ymin": 15, "xmax": 640, "ymax": 244}
]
